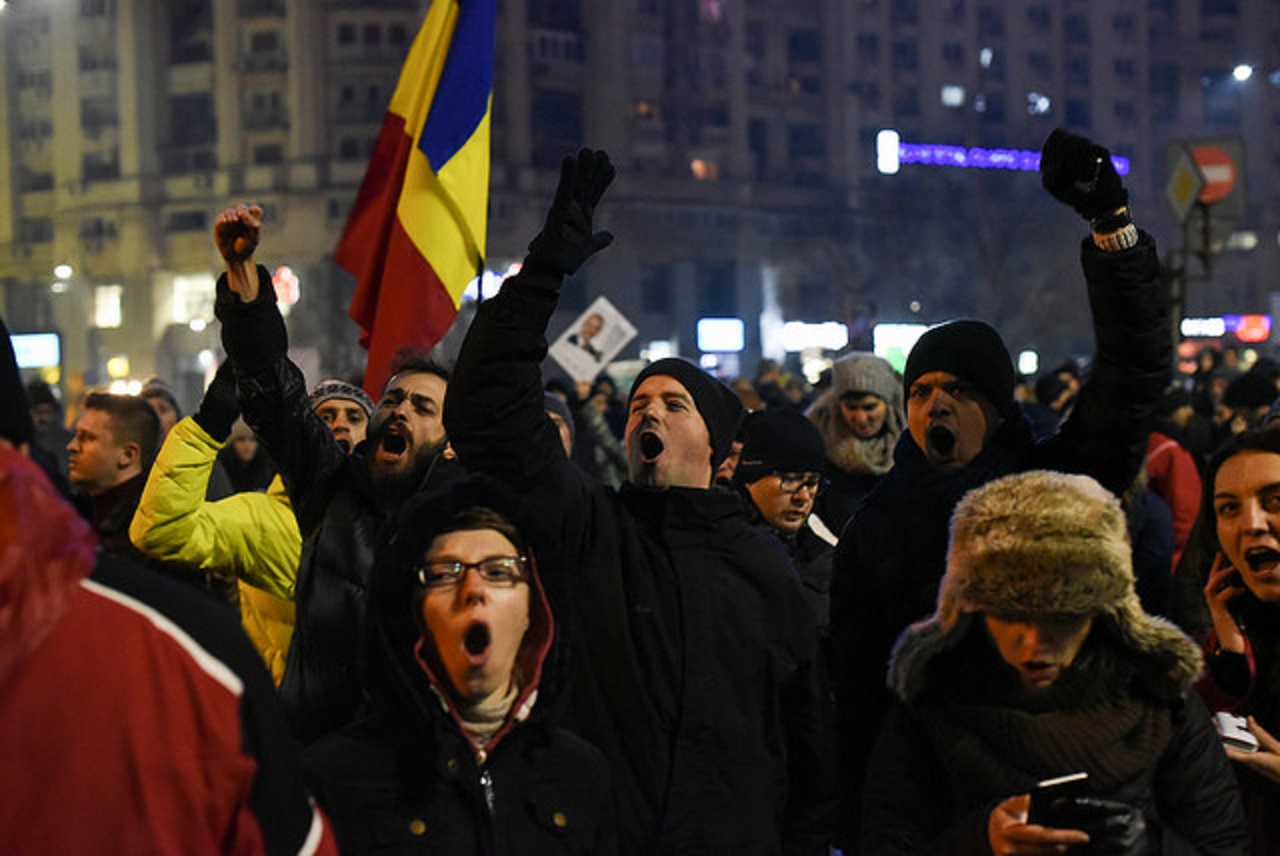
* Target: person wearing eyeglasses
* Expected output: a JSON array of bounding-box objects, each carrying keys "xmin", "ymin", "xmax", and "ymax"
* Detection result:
[
  {"xmin": 732, "ymin": 409, "xmax": 838, "ymax": 666},
  {"xmin": 305, "ymin": 473, "xmax": 616, "ymax": 854}
]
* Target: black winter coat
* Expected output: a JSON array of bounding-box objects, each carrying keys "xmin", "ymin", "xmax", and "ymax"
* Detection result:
[
  {"xmin": 445, "ymin": 262, "xmax": 835, "ymax": 854},
  {"xmin": 216, "ymin": 267, "xmax": 462, "ymax": 744},
  {"xmin": 830, "ymin": 233, "xmax": 1172, "ymax": 849}
]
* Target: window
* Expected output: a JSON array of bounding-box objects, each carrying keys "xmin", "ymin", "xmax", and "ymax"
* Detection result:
[
  {"xmin": 641, "ymin": 265, "xmax": 673, "ymax": 313},
  {"xmin": 978, "ymin": 6, "xmax": 1003, "ymax": 36},
  {"xmin": 1114, "ymin": 59, "xmax": 1135, "ymax": 80},
  {"xmin": 254, "ymin": 144, "xmax": 283, "ymax": 164},
  {"xmin": 1027, "ymin": 6, "xmax": 1050, "ymax": 27},
  {"xmin": 892, "ymin": 40, "xmax": 919, "ymax": 72},
  {"xmin": 1065, "ymin": 14, "xmax": 1089, "ymax": 45},
  {"xmin": 337, "ymin": 23, "xmax": 355, "ymax": 45},
  {"xmin": 943, "ymin": 42, "xmax": 965, "ymax": 65},
  {"xmin": 1066, "ymin": 56, "xmax": 1089, "ymax": 87},
  {"xmin": 891, "ymin": 0, "xmax": 918, "ymax": 25},
  {"xmin": 1064, "ymin": 98, "xmax": 1091, "ymax": 128},
  {"xmin": 1028, "ymin": 50, "xmax": 1050, "ymax": 74},
  {"xmin": 94, "ymin": 285, "xmax": 123, "ymax": 328},
  {"xmin": 696, "ymin": 262, "xmax": 737, "ymax": 316},
  {"xmin": 788, "ymin": 29, "xmax": 821, "ymax": 64},
  {"xmin": 20, "ymin": 218, "xmax": 54, "ymax": 243},
  {"xmin": 788, "ymin": 124, "xmax": 824, "ymax": 159},
  {"xmin": 363, "ymin": 25, "xmax": 382, "ymax": 45},
  {"xmin": 250, "ymin": 31, "xmax": 279, "ymax": 52}
]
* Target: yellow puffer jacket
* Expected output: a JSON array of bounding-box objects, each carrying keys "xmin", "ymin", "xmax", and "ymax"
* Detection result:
[{"xmin": 129, "ymin": 416, "xmax": 301, "ymax": 684}]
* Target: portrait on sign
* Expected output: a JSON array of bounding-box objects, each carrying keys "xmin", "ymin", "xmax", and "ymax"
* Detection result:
[{"xmin": 549, "ymin": 296, "xmax": 637, "ymax": 382}]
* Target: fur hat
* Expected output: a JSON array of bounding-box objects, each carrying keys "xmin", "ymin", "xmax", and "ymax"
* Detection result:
[
  {"xmin": 831, "ymin": 352, "xmax": 901, "ymax": 405},
  {"xmin": 903, "ymin": 320, "xmax": 1017, "ymax": 418},
  {"xmin": 733, "ymin": 409, "xmax": 826, "ymax": 484},
  {"xmin": 889, "ymin": 470, "xmax": 1202, "ymax": 702},
  {"xmin": 309, "ymin": 378, "xmax": 375, "ymax": 420},
  {"xmin": 630, "ymin": 358, "xmax": 744, "ymax": 466}
]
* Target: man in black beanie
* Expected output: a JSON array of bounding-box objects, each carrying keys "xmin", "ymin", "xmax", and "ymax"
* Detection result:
[
  {"xmin": 445, "ymin": 150, "xmax": 833, "ymax": 854},
  {"xmin": 829, "ymin": 128, "xmax": 1173, "ymax": 851},
  {"xmin": 732, "ymin": 409, "xmax": 840, "ymax": 668}
]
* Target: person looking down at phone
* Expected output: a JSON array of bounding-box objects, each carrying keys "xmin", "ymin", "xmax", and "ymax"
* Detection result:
[
  {"xmin": 1197, "ymin": 427, "xmax": 1280, "ymax": 854},
  {"xmin": 860, "ymin": 470, "xmax": 1246, "ymax": 855}
]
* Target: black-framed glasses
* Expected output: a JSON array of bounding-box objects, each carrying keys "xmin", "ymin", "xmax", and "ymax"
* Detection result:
[
  {"xmin": 775, "ymin": 472, "xmax": 826, "ymax": 495},
  {"xmin": 416, "ymin": 556, "xmax": 529, "ymax": 590}
]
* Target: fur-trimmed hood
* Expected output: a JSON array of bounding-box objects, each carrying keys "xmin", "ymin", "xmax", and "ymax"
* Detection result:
[{"xmin": 888, "ymin": 470, "xmax": 1202, "ymax": 703}]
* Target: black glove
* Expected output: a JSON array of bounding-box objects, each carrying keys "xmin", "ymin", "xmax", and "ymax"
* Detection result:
[
  {"xmin": 526, "ymin": 148, "xmax": 616, "ymax": 275},
  {"xmin": 193, "ymin": 358, "xmax": 240, "ymax": 441},
  {"xmin": 1040, "ymin": 129, "xmax": 1128, "ymax": 221},
  {"xmin": 1062, "ymin": 797, "xmax": 1149, "ymax": 855}
]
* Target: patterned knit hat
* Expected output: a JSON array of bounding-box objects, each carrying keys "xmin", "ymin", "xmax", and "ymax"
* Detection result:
[
  {"xmin": 309, "ymin": 378, "xmax": 375, "ymax": 419},
  {"xmin": 831, "ymin": 352, "xmax": 901, "ymax": 406}
]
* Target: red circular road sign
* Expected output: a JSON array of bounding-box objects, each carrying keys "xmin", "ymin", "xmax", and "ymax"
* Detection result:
[{"xmin": 1192, "ymin": 145, "xmax": 1237, "ymax": 204}]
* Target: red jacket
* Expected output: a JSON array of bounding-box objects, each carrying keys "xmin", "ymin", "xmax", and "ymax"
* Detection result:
[
  {"xmin": 1145, "ymin": 429, "xmax": 1203, "ymax": 570},
  {"xmin": 0, "ymin": 448, "xmax": 338, "ymax": 856}
]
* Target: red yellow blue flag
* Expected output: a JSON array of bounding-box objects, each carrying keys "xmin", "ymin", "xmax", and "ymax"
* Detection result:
[{"xmin": 337, "ymin": 0, "xmax": 495, "ymax": 397}]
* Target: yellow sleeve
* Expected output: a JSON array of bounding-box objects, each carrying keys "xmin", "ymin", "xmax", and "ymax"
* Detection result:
[{"xmin": 130, "ymin": 417, "xmax": 301, "ymax": 599}]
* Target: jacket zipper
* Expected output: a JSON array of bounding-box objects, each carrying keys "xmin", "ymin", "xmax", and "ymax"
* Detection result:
[{"xmin": 478, "ymin": 755, "xmax": 495, "ymax": 816}]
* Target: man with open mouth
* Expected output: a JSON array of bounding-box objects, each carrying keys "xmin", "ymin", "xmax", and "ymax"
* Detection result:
[
  {"xmin": 829, "ymin": 128, "xmax": 1174, "ymax": 849},
  {"xmin": 446, "ymin": 150, "xmax": 834, "ymax": 853},
  {"xmin": 213, "ymin": 203, "xmax": 463, "ymax": 745}
]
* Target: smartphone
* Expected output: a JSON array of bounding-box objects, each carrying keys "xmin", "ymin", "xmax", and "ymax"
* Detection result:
[{"xmin": 1028, "ymin": 771, "xmax": 1090, "ymax": 827}]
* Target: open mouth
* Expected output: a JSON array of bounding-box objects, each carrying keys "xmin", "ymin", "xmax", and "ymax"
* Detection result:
[
  {"xmin": 1245, "ymin": 547, "xmax": 1280, "ymax": 576},
  {"xmin": 464, "ymin": 622, "xmax": 491, "ymax": 660},
  {"xmin": 926, "ymin": 425, "xmax": 956, "ymax": 457},
  {"xmin": 375, "ymin": 425, "xmax": 409, "ymax": 464},
  {"xmin": 335, "ymin": 439, "xmax": 351, "ymax": 454},
  {"xmin": 638, "ymin": 431, "xmax": 665, "ymax": 463}
]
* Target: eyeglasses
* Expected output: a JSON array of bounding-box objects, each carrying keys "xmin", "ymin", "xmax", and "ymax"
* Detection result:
[
  {"xmin": 775, "ymin": 472, "xmax": 826, "ymax": 495},
  {"xmin": 417, "ymin": 556, "xmax": 529, "ymax": 590}
]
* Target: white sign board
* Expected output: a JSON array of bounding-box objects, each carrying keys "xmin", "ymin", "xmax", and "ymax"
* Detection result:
[{"xmin": 549, "ymin": 296, "xmax": 637, "ymax": 383}]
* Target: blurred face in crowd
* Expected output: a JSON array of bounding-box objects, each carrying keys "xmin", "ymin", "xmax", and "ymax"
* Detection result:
[
  {"xmin": 367, "ymin": 371, "xmax": 448, "ymax": 491},
  {"xmin": 315, "ymin": 398, "xmax": 369, "ymax": 454},
  {"xmin": 1213, "ymin": 450, "xmax": 1280, "ymax": 602},
  {"xmin": 231, "ymin": 434, "xmax": 259, "ymax": 464},
  {"xmin": 419, "ymin": 527, "xmax": 531, "ymax": 707},
  {"xmin": 67, "ymin": 408, "xmax": 135, "ymax": 495},
  {"xmin": 626, "ymin": 375, "xmax": 714, "ymax": 489},
  {"xmin": 31, "ymin": 402, "xmax": 60, "ymax": 432},
  {"xmin": 983, "ymin": 614, "xmax": 1093, "ymax": 690},
  {"xmin": 546, "ymin": 408, "xmax": 574, "ymax": 457},
  {"xmin": 840, "ymin": 393, "xmax": 888, "ymax": 439},
  {"xmin": 746, "ymin": 471, "xmax": 822, "ymax": 536},
  {"xmin": 142, "ymin": 394, "xmax": 179, "ymax": 440},
  {"xmin": 907, "ymin": 371, "xmax": 1003, "ymax": 472}
]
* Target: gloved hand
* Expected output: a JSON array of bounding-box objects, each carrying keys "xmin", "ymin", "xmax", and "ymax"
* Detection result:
[
  {"xmin": 526, "ymin": 149, "xmax": 616, "ymax": 275},
  {"xmin": 1062, "ymin": 797, "xmax": 1149, "ymax": 855},
  {"xmin": 193, "ymin": 358, "xmax": 240, "ymax": 442},
  {"xmin": 1040, "ymin": 129, "xmax": 1128, "ymax": 221}
]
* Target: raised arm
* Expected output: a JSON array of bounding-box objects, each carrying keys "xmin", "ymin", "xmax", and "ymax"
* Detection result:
[
  {"xmin": 1036, "ymin": 129, "xmax": 1172, "ymax": 497},
  {"xmin": 445, "ymin": 149, "xmax": 616, "ymax": 490},
  {"xmin": 211, "ymin": 205, "xmax": 352, "ymax": 536}
]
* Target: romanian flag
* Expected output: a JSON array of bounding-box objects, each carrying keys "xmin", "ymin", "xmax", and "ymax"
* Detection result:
[{"xmin": 337, "ymin": 0, "xmax": 495, "ymax": 397}]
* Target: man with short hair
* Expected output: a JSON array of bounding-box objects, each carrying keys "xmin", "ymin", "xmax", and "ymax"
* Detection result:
[
  {"xmin": 830, "ymin": 128, "xmax": 1174, "ymax": 850},
  {"xmin": 213, "ymin": 203, "xmax": 462, "ymax": 744},
  {"xmin": 732, "ymin": 408, "xmax": 840, "ymax": 660},
  {"xmin": 446, "ymin": 150, "xmax": 833, "ymax": 853},
  {"xmin": 67, "ymin": 391, "xmax": 160, "ymax": 556}
]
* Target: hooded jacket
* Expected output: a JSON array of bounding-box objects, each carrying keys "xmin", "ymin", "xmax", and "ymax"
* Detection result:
[
  {"xmin": 860, "ymin": 470, "xmax": 1246, "ymax": 855},
  {"xmin": 303, "ymin": 475, "xmax": 616, "ymax": 854},
  {"xmin": 0, "ymin": 448, "xmax": 337, "ymax": 855},
  {"xmin": 830, "ymin": 232, "xmax": 1172, "ymax": 849},
  {"xmin": 445, "ymin": 261, "xmax": 835, "ymax": 854}
]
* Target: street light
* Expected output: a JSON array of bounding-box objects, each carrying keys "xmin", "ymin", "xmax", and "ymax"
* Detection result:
[{"xmin": 1233, "ymin": 64, "xmax": 1254, "ymax": 83}]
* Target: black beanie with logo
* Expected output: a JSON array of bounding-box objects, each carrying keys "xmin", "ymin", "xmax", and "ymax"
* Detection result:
[{"xmin": 903, "ymin": 320, "xmax": 1018, "ymax": 418}]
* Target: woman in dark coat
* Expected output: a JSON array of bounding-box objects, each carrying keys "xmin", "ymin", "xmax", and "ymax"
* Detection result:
[
  {"xmin": 861, "ymin": 471, "xmax": 1247, "ymax": 855},
  {"xmin": 304, "ymin": 474, "xmax": 616, "ymax": 854}
]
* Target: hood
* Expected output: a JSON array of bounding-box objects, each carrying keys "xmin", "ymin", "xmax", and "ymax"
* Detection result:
[
  {"xmin": 369, "ymin": 474, "xmax": 567, "ymax": 747},
  {"xmin": 0, "ymin": 448, "xmax": 98, "ymax": 688}
]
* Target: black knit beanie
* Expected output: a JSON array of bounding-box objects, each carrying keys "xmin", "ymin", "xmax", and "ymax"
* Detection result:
[
  {"xmin": 903, "ymin": 320, "xmax": 1017, "ymax": 418},
  {"xmin": 0, "ymin": 317, "xmax": 35, "ymax": 446},
  {"xmin": 733, "ymin": 409, "xmax": 826, "ymax": 484},
  {"xmin": 630, "ymin": 357, "xmax": 744, "ymax": 466}
]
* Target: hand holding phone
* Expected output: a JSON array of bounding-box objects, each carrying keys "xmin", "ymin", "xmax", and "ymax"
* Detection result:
[{"xmin": 1027, "ymin": 772, "xmax": 1090, "ymax": 827}]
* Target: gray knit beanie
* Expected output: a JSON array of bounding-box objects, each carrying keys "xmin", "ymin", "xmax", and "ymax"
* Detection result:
[{"xmin": 831, "ymin": 352, "xmax": 901, "ymax": 406}]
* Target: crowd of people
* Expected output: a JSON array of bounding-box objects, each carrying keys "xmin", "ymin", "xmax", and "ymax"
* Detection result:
[{"xmin": 2, "ymin": 128, "xmax": 1274, "ymax": 854}]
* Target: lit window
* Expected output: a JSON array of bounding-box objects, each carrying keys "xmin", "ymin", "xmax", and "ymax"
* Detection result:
[
  {"xmin": 690, "ymin": 159, "xmax": 719, "ymax": 181},
  {"xmin": 941, "ymin": 85, "xmax": 966, "ymax": 107},
  {"xmin": 94, "ymin": 284, "xmax": 122, "ymax": 329},
  {"xmin": 1026, "ymin": 92, "xmax": 1052, "ymax": 115},
  {"xmin": 979, "ymin": 47, "xmax": 993, "ymax": 68},
  {"xmin": 172, "ymin": 274, "xmax": 216, "ymax": 325}
]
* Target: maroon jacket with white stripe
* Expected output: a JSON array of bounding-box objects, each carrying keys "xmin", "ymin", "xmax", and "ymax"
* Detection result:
[{"xmin": 0, "ymin": 447, "xmax": 338, "ymax": 856}]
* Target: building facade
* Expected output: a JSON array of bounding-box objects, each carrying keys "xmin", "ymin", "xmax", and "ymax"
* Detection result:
[{"xmin": 1, "ymin": 0, "xmax": 1276, "ymax": 406}]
